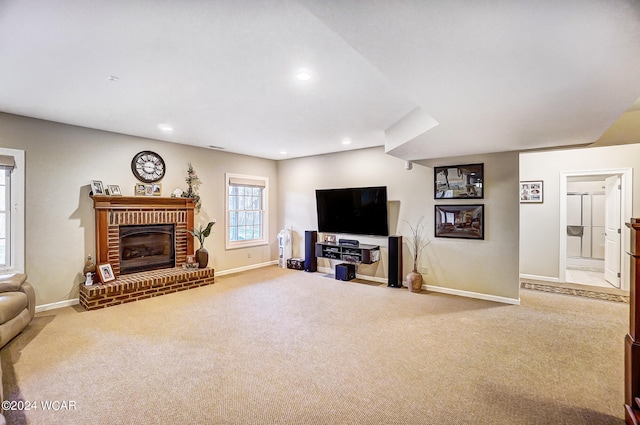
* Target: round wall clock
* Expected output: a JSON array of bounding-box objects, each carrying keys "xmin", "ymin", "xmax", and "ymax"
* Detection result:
[{"xmin": 131, "ymin": 151, "xmax": 166, "ymax": 183}]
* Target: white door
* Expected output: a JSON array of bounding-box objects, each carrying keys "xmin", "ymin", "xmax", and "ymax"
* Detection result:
[{"xmin": 604, "ymin": 175, "xmax": 621, "ymax": 287}]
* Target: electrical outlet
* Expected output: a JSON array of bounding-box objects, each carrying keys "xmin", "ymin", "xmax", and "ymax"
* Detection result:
[{"xmin": 247, "ymin": 252, "xmax": 252, "ymax": 259}]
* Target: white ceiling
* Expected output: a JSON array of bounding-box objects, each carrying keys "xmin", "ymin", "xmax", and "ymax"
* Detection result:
[{"xmin": 1, "ymin": 0, "xmax": 639, "ymax": 160}]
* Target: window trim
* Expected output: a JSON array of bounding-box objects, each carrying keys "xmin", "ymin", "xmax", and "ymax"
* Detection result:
[
  {"xmin": 0, "ymin": 148, "xmax": 24, "ymax": 274},
  {"xmin": 225, "ymin": 173, "xmax": 269, "ymax": 250}
]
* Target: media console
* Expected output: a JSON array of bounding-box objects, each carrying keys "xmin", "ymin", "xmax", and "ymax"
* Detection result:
[{"xmin": 315, "ymin": 242, "xmax": 380, "ymax": 264}]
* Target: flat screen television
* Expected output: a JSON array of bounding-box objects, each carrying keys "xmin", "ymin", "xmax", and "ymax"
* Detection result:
[{"xmin": 315, "ymin": 186, "xmax": 389, "ymax": 237}]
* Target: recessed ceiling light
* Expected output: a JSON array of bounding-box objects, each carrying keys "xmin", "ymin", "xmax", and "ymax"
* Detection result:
[
  {"xmin": 295, "ymin": 70, "xmax": 312, "ymax": 81},
  {"xmin": 158, "ymin": 123, "xmax": 173, "ymax": 133},
  {"xmin": 280, "ymin": 150, "xmax": 288, "ymax": 155},
  {"xmin": 342, "ymin": 138, "xmax": 352, "ymax": 145},
  {"xmin": 106, "ymin": 75, "xmax": 119, "ymax": 82}
]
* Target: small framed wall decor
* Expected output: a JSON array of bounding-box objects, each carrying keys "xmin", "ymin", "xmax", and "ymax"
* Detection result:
[
  {"xmin": 520, "ymin": 181, "xmax": 543, "ymax": 203},
  {"xmin": 97, "ymin": 263, "xmax": 115, "ymax": 283},
  {"xmin": 434, "ymin": 163, "xmax": 483, "ymax": 199},
  {"xmin": 91, "ymin": 180, "xmax": 105, "ymax": 196}
]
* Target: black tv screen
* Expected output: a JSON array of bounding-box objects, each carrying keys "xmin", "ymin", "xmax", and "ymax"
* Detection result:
[{"xmin": 315, "ymin": 186, "xmax": 389, "ymax": 237}]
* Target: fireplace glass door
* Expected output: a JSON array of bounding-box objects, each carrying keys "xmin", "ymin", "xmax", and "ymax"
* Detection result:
[{"xmin": 119, "ymin": 224, "xmax": 175, "ymax": 274}]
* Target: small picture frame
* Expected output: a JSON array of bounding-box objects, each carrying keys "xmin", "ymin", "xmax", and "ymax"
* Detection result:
[
  {"xmin": 152, "ymin": 183, "xmax": 162, "ymax": 196},
  {"xmin": 107, "ymin": 185, "xmax": 122, "ymax": 196},
  {"xmin": 135, "ymin": 184, "xmax": 146, "ymax": 196},
  {"xmin": 91, "ymin": 180, "xmax": 105, "ymax": 196},
  {"xmin": 324, "ymin": 234, "xmax": 336, "ymax": 244},
  {"xmin": 520, "ymin": 180, "xmax": 543, "ymax": 203},
  {"xmin": 145, "ymin": 184, "xmax": 154, "ymax": 196},
  {"xmin": 97, "ymin": 263, "xmax": 115, "ymax": 283}
]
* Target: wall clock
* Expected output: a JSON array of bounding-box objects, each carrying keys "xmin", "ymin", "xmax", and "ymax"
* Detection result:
[{"xmin": 131, "ymin": 151, "xmax": 165, "ymax": 183}]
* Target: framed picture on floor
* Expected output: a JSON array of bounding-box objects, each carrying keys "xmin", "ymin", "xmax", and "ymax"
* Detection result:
[
  {"xmin": 434, "ymin": 163, "xmax": 483, "ymax": 199},
  {"xmin": 520, "ymin": 180, "xmax": 543, "ymax": 203},
  {"xmin": 434, "ymin": 204, "xmax": 484, "ymax": 240}
]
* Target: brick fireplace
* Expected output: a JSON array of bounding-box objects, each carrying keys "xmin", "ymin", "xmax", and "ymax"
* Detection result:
[{"xmin": 79, "ymin": 196, "xmax": 214, "ymax": 310}]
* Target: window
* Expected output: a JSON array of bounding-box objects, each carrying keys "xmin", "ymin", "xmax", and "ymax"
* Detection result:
[
  {"xmin": 0, "ymin": 148, "xmax": 25, "ymax": 273},
  {"xmin": 225, "ymin": 173, "xmax": 268, "ymax": 249}
]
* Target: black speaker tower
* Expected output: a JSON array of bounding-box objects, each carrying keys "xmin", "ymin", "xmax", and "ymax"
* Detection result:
[
  {"xmin": 388, "ymin": 235, "xmax": 403, "ymax": 287},
  {"xmin": 304, "ymin": 230, "xmax": 317, "ymax": 272}
]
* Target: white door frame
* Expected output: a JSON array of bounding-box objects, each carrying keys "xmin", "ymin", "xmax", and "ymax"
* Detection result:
[{"xmin": 559, "ymin": 168, "xmax": 632, "ymax": 291}]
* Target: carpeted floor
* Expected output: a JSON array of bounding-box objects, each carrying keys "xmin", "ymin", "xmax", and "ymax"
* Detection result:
[{"xmin": 1, "ymin": 266, "xmax": 629, "ymax": 424}]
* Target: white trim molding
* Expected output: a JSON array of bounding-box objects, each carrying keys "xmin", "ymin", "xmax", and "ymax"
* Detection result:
[
  {"xmin": 215, "ymin": 260, "xmax": 279, "ymax": 276},
  {"xmin": 36, "ymin": 298, "xmax": 79, "ymax": 313},
  {"xmin": 425, "ymin": 285, "xmax": 520, "ymax": 305}
]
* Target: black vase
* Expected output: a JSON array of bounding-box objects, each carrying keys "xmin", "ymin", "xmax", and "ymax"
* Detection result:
[{"xmin": 196, "ymin": 247, "xmax": 209, "ymax": 268}]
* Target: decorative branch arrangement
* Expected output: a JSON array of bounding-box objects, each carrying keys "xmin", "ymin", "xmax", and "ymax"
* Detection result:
[
  {"xmin": 405, "ymin": 216, "xmax": 431, "ymax": 272},
  {"xmin": 173, "ymin": 163, "xmax": 202, "ymax": 212}
]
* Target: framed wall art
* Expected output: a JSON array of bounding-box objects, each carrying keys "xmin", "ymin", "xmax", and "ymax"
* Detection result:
[
  {"xmin": 434, "ymin": 204, "xmax": 484, "ymax": 240},
  {"xmin": 520, "ymin": 181, "xmax": 543, "ymax": 203},
  {"xmin": 434, "ymin": 163, "xmax": 483, "ymax": 199}
]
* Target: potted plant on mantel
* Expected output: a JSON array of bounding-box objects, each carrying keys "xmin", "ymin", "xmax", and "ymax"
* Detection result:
[
  {"xmin": 189, "ymin": 220, "xmax": 216, "ymax": 268},
  {"xmin": 405, "ymin": 217, "xmax": 431, "ymax": 293}
]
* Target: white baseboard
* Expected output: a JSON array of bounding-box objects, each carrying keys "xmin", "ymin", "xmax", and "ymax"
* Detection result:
[
  {"xmin": 36, "ymin": 263, "xmax": 519, "ymax": 312},
  {"xmin": 36, "ymin": 298, "xmax": 79, "ymax": 313},
  {"xmin": 425, "ymin": 285, "xmax": 520, "ymax": 305},
  {"xmin": 35, "ymin": 262, "xmax": 279, "ymax": 312},
  {"xmin": 215, "ymin": 260, "xmax": 279, "ymax": 276},
  {"xmin": 519, "ymin": 273, "xmax": 560, "ymax": 283},
  {"xmin": 319, "ymin": 266, "xmax": 519, "ymax": 305}
]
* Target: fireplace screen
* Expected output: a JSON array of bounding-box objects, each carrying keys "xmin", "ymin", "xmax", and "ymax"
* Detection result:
[{"xmin": 119, "ymin": 224, "xmax": 175, "ymax": 274}]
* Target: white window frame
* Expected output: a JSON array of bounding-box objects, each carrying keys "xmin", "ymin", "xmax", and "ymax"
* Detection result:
[
  {"xmin": 0, "ymin": 148, "xmax": 25, "ymax": 274},
  {"xmin": 225, "ymin": 173, "xmax": 269, "ymax": 250}
]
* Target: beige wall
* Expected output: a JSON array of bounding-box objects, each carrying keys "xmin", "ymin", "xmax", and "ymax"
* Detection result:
[
  {"xmin": 278, "ymin": 147, "xmax": 521, "ymax": 302},
  {"xmin": 1, "ymin": 111, "xmax": 522, "ymax": 306},
  {"xmin": 419, "ymin": 151, "xmax": 520, "ymax": 301},
  {"xmin": 0, "ymin": 112, "xmax": 278, "ymax": 306},
  {"xmin": 519, "ymin": 144, "xmax": 640, "ymax": 281}
]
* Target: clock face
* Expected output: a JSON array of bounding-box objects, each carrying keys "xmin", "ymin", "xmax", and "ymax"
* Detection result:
[{"xmin": 131, "ymin": 151, "xmax": 165, "ymax": 183}]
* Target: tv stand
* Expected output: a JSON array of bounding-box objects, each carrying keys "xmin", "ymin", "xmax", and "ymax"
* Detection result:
[{"xmin": 315, "ymin": 242, "xmax": 380, "ymax": 264}]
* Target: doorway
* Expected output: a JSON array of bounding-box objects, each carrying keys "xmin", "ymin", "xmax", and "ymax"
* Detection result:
[{"xmin": 559, "ymin": 169, "xmax": 632, "ymax": 291}]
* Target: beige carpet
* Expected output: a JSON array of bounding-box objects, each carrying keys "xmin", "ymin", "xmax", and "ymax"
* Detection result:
[{"xmin": 1, "ymin": 266, "xmax": 629, "ymax": 424}]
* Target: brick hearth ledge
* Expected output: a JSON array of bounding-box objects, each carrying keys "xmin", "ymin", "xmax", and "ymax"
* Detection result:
[{"xmin": 79, "ymin": 267, "xmax": 215, "ymax": 310}]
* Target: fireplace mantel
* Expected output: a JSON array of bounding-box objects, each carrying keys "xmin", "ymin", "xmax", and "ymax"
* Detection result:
[
  {"xmin": 91, "ymin": 196, "xmax": 195, "ymax": 276},
  {"xmin": 91, "ymin": 195, "xmax": 196, "ymax": 210}
]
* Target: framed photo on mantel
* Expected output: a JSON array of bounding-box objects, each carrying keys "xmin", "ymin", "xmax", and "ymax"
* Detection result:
[{"xmin": 434, "ymin": 163, "xmax": 483, "ymax": 199}]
